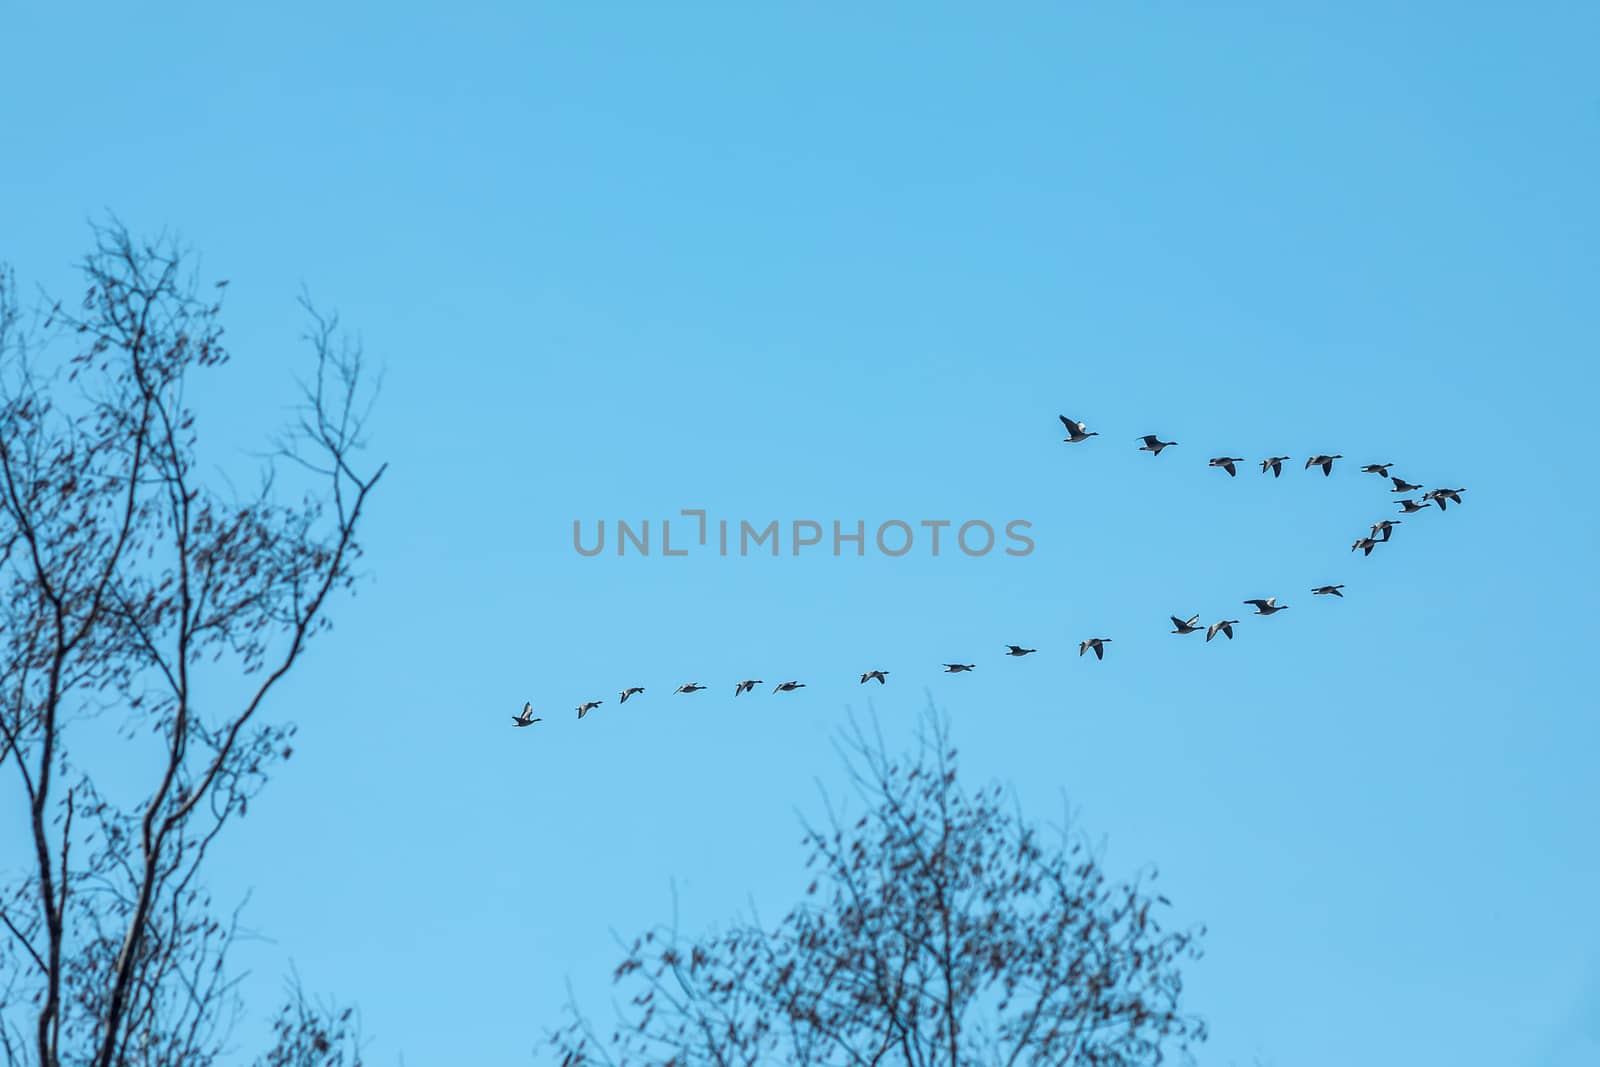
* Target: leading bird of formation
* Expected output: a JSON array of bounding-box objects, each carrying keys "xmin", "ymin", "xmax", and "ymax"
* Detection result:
[{"xmin": 512, "ymin": 410, "xmax": 1468, "ymax": 728}]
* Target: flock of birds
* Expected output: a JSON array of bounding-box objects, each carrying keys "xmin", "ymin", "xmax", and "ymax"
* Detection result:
[{"xmin": 512, "ymin": 411, "xmax": 1467, "ymax": 728}]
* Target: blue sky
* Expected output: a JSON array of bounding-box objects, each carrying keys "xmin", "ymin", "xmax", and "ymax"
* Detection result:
[{"xmin": 3, "ymin": 2, "xmax": 1598, "ymax": 1063}]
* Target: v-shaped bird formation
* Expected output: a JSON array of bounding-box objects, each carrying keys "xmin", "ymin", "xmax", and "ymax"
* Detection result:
[{"xmin": 513, "ymin": 409, "xmax": 1468, "ymax": 727}]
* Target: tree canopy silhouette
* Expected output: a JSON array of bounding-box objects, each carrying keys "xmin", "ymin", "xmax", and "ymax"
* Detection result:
[
  {"xmin": 0, "ymin": 223, "xmax": 380, "ymax": 1067},
  {"xmin": 552, "ymin": 715, "xmax": 1206, "ymax": 1066}
]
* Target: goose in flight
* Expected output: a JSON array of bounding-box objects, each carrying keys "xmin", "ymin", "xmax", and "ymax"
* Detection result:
[
  {"xmin": 1260, "ymin": 456, "xmax": 1291, "ymax": 477},
  {"xmin": 1306, "ymin": 454, "xmax": 1343, "ymax": 476},
  {"xmin": 1206, "ymin": 619, "xmax": 1238, "ymax": 642},
  {"xmin": 1351, "ymin": 536, "xmax": 1381, "ymax": 556},
  {"xmin": 1138, "ymin": 435, "xmax": 1177, "ymax": 456},
  {"xmin": 943, "ymin": 663, "xmax": 976, "ymax": 673},
  {"xmin": 619, "ymin": 686, "xmax": 645, "ymax": 703},
  {"xmin": 773, "ymin": 680, "xmax": 806, "ymax": 693},
  {"xmin": 1079, "ymin": 637, "xmax": 1112, "ymax": 660},
  {"xmin": 1170, "ymin": 614, "xmax": 1203, "ymax": 635},
  {"xmin": 860, "ymin": 670, "xmax": 889, "ymax": 685},
  {"xmin": 512, "ymin": 703, "xmax": 541, "ymax": 727},
  {"xmin": 1390, "ymin": 477, "xmax": 1423, "ymax": 493},
  {"xmin": 576, "ymin": 700, "xmax": 603, "ymax": 719},
  {"xmin": 1209, "ymin": 457, "xmax": 1245, "ymax": 477},
  {"xmin": 1396, "ymin": 498, "xmax": 1432, "ymax": 514},
  {"xmin": 1312, "ymin": 585, "xmax": 1345, "ymax": 597},
  {"xmin": 1425, "ymin": 487, "xmax": 1466, "ymax": 511},
  {"xmin": 1059, "ymin": 414, "xmax": 1099, "ymax": 444},
  {"xmin": 675, "ymin": 682, "xmax": 707, "ymax": 694},
  {"xmin": 1004, "ymin": 645, "xmax": 1037, "ymax": 656},
  {"xmin": 1244, "ymin": 597, "xmax": 1289, "ymax": 615},
  {"xmin": 733, "ymin": 679, "xmax": 761, "ymax": 695},
  {"xmin": 1370, "ymin": 520, "xmax": 1400, "ymax": 542},
  {"xmin": 1361, "ymin": 463, "xmax": 1394, "ymax": 477}
]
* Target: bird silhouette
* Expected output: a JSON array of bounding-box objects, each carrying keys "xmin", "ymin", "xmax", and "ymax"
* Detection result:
[
  {"xmin": 1306, "ymin": 454, "xmax": 1343, "ymax": 476},
  {"xmin": 1170, "ymin": 615, "xmax": 1202, "ymax": 635},
  {"xmin": 1138, "ymin": 435, "xmax": 1177, "ymax": 455},
  {"xmin": 860, "ymin": 670, "xmax": 889, "ymax": 685},
  {"xmin": 1244, "ymin": 598, "xmax": 1289, "ymax": 615},
  {"xmin": 1078, "ymin": 638, "xmax": 1112, "ymax": 660},
  {"xmin": 1059, "ymin": 414, "xmax": 1099, "ymax": 443}
]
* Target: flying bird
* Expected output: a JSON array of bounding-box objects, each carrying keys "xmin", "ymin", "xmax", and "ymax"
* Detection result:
[
  {"xmin": 1244, "ymin": 597, "xmax": 1290, "ymax": 615},
  {"xmin": 512, "ymin": 703, "xmax": 541, "ymax": 727},
  {"xmin": 1206, "ymin": 619, "xmax": 1238, "ymax": 642},
  {"xmin": 1079, "ymin": 638, "xmax": 1112, "ymax": 660},
  {"xmin": 1370, "ymin": 520, "xmax": 1400, "ymax": 541},
  {"xmin": 1170, "ymin": 614, "xmax": 1202, "ymax": 635},
  {"xmin": 619, "ymin": 686, "xmax": 645, "ymax": 703},
  {"xmin": 1425, "ymin": 488, "xmax": 1466, "ymax": 511},
  {"xmin": 1209, "ymin": 457, "xmax": 1245, "ymax": 477},
  {"xmin": 576, "ymin": 700, "xmax": 603, "ymax": 719},
  {"xmin": 1260, "ymin": 456, "xmax": 1291, "ymax": 477},
  {"xmin": 860, "ymin": 670, "xmax": 889, "ymax": 685},
  {"xmin": 733, "ymin": 679, "xmax": 761, "ymax": 696},
  {"xmin": 1059, "ymin": 414, "xmax": 1099, "ymax": 444},
  {"xmin": 1361, "ymin": 463, "xmax": 1394, "ymax": 477},
  {"xmin": 943, "ymin": 663, "xmax": 976, "ymax": 673},
  {"xmin": 1138, "ymin": 435, "xmax": 1177, "ymax": 455},
  {"xmin": 1306, "ymin": 454, "xmax": 1343, "ymax": 476},
  {"xmin": 773, "ymin": 681, "xmax": 806, "ymax": 693},
  {"xmin": 1396, "ymin": 498, "xmax": 1432, "ymax": 514},
  {"xmin": 1351, "ymin": 536, "xmax": 1381, "ymax": 556},
  {"xmin": 1390, "ymin": 477, "xmax": 1423, "ymax": 493},
  {"xmin": 1312, "ymin": 585, "xmax": 1345, "ymax": 597},
  {"xmin": 675, "ymin": 682, "xmax": 707, "ymax": 694},
  {"xmin": 1004, "ymin": 645, "xmax": 1037, "ymax": 656}
]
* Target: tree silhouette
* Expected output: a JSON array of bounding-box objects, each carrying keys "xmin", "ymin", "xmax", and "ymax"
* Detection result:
[
  {"xmin": 0, "ymin": 223, "xmax": 381, "ymax": 1066},
  {"xmin": 552, "ymin": 715, "xmax": 1206, "ymax": 1066}
]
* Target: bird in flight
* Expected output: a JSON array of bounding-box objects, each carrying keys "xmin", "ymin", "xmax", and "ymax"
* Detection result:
[
  {"xmin": 1260, "ymin": 456, "xmax": 1291, "ymax": 477},
  {"xmin": 1312, "ymin": 585, "xmax": 1345, "ymax": 597},
  {"xmin": 1138, "ymin": 435, "xmax": 1177, "ymax": 456},
  {"xmin": 1170, "ymin": 614, "xmax": 1202, "ymax": 635},
  {"xmin": 1306, "ymin": 454, "xmax": 1343, "ymax": 476},
  {"xmin": 734, "ymin": 679, "xmax": 762, "ymax": 696},
  {"xmin": 1390, "ymin": 476, "xmax": 1423, "ymax": 493},
  {"xmin": 1206, "ymin": 619, "xmax": 1238, "ymax": 642},
  {"xmin": 619, "ymin": 686, "xmax": 645, "ymax": 703},
  {"xmin": 1396, "ymin": 498, "xmax": 1432, "ymax": 514},
  {"xmin": 1244, "ymin": 597, "xmax": 1290, "ymax": 615},
  {"xmin": 1209, "ymin": 457, "xmax": 1245, "ymax": 477},
  {"xmin": 1425, "ymin": 488, "xmax": 1466, "ymax": 512},
  {"xmin": 1351, "ymin": 536, "xmax": 1381, "ymax": 556},
  {"xmin": 576, "ymin": 700, "xmax": 603, "ymax": 719},
  {"xmin": 1361, "ymin": 463, "xmax": 1394, "ymax": 477},
  {"xmin": 1078, "ymin": 638, "xmax": 1112, "ymax": 660},
  {"xmin": 512, "ymin": 703, "xmax": 541, "ymax": 727},
  {"xmin": 943, "ymin": 663, "xmax": 976, "ymax": 673},
  {"xmin": 675, "ymin": 682, "xmax": 707, "ymax": 694},
  {"xmin": 1004, "ymin": 645, "xmax": 1037, "ymax": 656},
  {"xmin": 1370, "ymin": 520, "xmax": 1400, "ymax": 542},
  {"xmin": 1059, "ymin": 414, "xmax": 1099, "ymax": 443},
  {"xmin": 859, "ymin": 670, "xmax": 889, "ymax": 685},
  {"xmin": 773, "ymin": 680, "xmax": 806, "ymax": 693}
]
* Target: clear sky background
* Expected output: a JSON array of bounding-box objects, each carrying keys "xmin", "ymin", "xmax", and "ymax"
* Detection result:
[{"xmin": 3, "ymin": 2, "xmax": 1598, "ymax": 1064}]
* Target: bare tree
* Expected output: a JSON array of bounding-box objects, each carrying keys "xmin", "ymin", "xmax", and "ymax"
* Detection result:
[
  {"xmin": 0, "ymin": 222, "xmax": 383, "ymax": 1066},
  {"xmin": 551, "ymin": 714, "xmax": 1206, "ymax": 1067}
]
